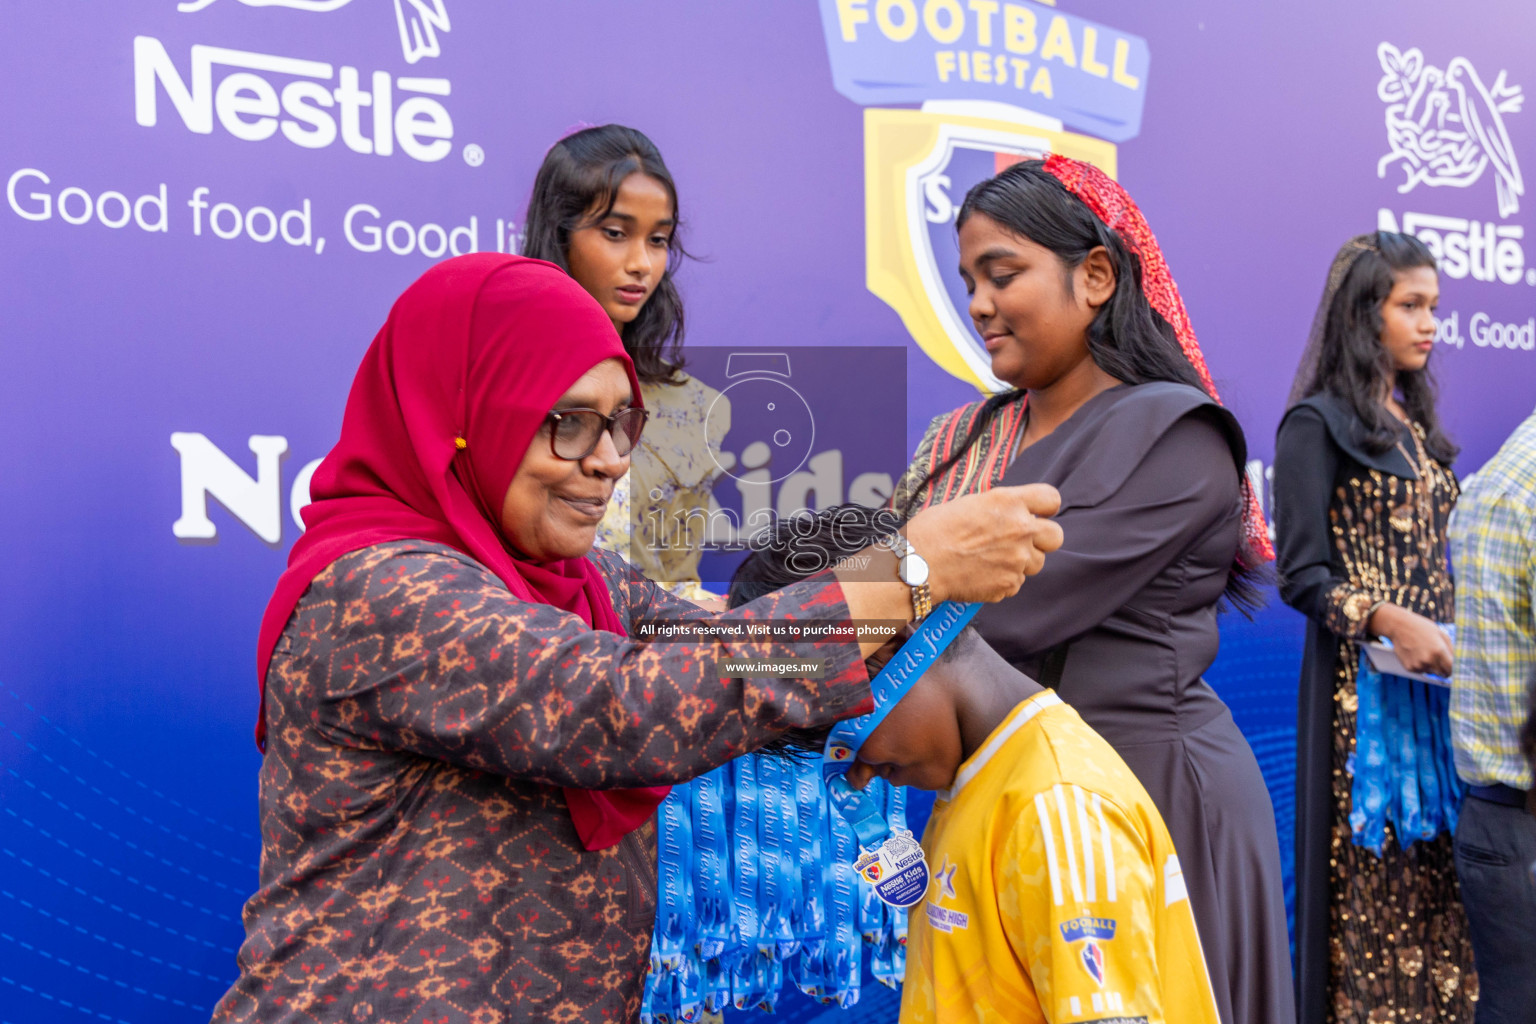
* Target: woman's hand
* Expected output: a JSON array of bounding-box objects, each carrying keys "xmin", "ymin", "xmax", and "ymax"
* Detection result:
[
  {"xmin": 835, "ymin": 485, "xmax": 1062, "ymax": 656},
  {"xmin": 1368, "ymin": 603, "xmax": 1454, "ymax": 676},
  {"xmin": 905, "ymin": 484, "xmax": 1064, "ymax": 604}
]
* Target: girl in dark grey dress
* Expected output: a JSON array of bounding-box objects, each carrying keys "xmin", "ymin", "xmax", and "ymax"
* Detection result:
[{"xmin": 895, "ymin": 156, "xmax": 1295, "ymax": 1024}]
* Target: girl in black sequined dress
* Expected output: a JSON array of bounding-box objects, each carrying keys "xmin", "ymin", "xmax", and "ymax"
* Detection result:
[{"xmin": 1275, "ymin": 231, "xmax": 1475, "ymax": 1024}]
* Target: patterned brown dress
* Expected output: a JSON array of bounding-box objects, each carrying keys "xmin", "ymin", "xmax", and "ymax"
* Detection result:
[
  {"xmin": 208, "ymin": 541, "xmax": 872, "ymax": 1024},
  {"xmin": 1276, "ymin": 392, "xmax": 1476, "ymax": 1024}
]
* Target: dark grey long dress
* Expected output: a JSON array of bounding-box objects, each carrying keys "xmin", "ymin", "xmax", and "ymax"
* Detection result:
[{"xmin": 901, "ymin": 381, "xmax": 1295, "ymax": 1024}]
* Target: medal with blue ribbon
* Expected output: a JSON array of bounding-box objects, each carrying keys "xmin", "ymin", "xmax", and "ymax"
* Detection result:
[
  {"xmin": 821, "ymin": 600, "xmax": 980, "ymax": 907},
  {"xmin": 644, "ymin": 600, "xmax": 979, "ymax": 1019}
]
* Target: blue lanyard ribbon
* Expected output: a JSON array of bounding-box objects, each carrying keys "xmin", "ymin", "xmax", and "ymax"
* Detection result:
[
  {"xmin": 755, "ymin": 756, "xmax": 799, "ymax": 957},
  {"xmin": 730, "ymin": 755, "xmax": 762, "ymax": 949},
  {"xmin": 825, "ymin": 807, "xmax": 861, "ymax": 1007},
  {"xmin": 690, "ymin": 766, "xmax": 733, "ymax": 961},
  {"xmin": 645, "ymin": 599, "xmax": 979, "ymax": 1018},
  {"xmin": 654, "ymin": 786, "xmax": 694, "ymax": 973},
  {"xmin": 790, "ymin": 759, "xmax": 826, "ymax": 950},
  {"xmin": 822, "ymin": 601, "xmax": 980, "ymax": 849},
  {"xmin": 887, "ymin": 781, "xmax": 910, "ymax": 947}
]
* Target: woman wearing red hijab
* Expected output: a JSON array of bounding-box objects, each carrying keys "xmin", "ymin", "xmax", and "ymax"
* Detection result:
[{"xmin": 208, "ymin": 254, "xmax": 1061, "ymax": 1024}]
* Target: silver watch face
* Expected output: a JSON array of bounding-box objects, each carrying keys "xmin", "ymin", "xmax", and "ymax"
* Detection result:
[{"xmin": 899, "ymin": 552, "xmax": 930, "ymax": 587}]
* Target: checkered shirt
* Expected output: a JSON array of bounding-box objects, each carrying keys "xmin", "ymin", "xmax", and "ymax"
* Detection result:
[{"xmin": 1449, "ymin": 407, "xmax": 1536, "ymax": 790}]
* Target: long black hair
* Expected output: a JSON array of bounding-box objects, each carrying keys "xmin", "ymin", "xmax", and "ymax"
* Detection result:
[
  {"xmin": 521, "ymin": 124, "xmax": 688, "ymax": 385},
  {"xmin": 1305, "ymin": 230, "xmax": 1457, "ymax": 463},
  {"xmin": 905, "ymin": 159, "xmax": 1262, "ymax": 610}
]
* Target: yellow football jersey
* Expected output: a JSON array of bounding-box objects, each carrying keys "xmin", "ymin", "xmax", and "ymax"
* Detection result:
[{"xmin": 901, "ymin": 691, "xmax": 1220, "ymax": 1024}]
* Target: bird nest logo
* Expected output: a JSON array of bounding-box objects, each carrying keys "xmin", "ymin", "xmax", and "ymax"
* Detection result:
[
  {"xmin": 1377, "ymin": 43, "xmax": 1524, "ymax": 217},
  {"xmin": 177, "ymin": 0, "xmax": 450, "ymax": 65},
  {"xmin": 177, "ymin": 0, "xmax": 353, "ymax": 10}
]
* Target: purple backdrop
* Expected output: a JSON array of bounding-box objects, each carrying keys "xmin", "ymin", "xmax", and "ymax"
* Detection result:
[{"xmin": 3, "ymin": 3, "xmax": 1533, "ymax": 1022}]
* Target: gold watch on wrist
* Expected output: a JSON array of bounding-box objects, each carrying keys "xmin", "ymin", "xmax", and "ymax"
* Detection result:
[{"xmin": 883, "ymin": 533, "xmax": 933, "ymax": 621}]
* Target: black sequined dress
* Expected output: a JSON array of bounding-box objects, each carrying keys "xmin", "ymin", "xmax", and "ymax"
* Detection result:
[{"xmin": 1275, "ymin": 392, "xmax": 1475, "ymax": 1024}]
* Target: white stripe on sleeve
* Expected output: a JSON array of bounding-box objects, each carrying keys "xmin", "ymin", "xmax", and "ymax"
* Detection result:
[
  {"xmin": 1033, "ymin": 791, "xmax": 1064, "ymax": 906},
  {"xmin": 1074, "ymin": 785, "xmax": 1097, "ymax": 903},
  {"xmin": 1053, "ymin": 784, "xmax": 1084, "ymax": 903},
  {"xmin": 1165, "ymin": 853, "xmax": 1188, "ymax": 907},
  {"xmin": 1092, "ymin": 792, "xmax": 1117, "ymax": 902}
]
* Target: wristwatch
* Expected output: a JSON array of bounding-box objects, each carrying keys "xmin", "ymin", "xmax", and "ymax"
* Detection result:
[{"xmin": 883, "ymin": 533, "xmax": 933, "ymax": 621}]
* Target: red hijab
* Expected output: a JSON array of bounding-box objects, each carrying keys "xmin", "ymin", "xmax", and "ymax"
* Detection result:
[{"xmin": 256, "ymin": 253, "xmax": 668, "ymax": 850}]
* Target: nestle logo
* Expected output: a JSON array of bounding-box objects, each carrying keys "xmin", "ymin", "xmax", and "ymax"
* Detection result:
[
  {"xmin": 1378, "ymin": 208, "xmax": 1530, "ymax": 286},
  {"xmin": 133, "ymin": 36, "xmax": 454, "ymax": 162}
]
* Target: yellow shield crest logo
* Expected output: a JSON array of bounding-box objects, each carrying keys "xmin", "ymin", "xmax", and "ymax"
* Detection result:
[{"xmin": 863, "ymin": 106, "xmax": 1118, "ymax": 392}]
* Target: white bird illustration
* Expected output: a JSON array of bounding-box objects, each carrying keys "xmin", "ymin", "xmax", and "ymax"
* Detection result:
[
  {"xmin": 177, "ymin": 0, "xmax": 353, "ymax": 12},
  {"xmin": 1376, "ymin": 43, "xmax": 1524, "ymax": 217},
  {"xmin": 395, "ymin": 0, "xmax": 451, "ymax": 65},
  {"xmin": 176, "ymin": 0, "xmax": 450, "ymax": 68},
  {"xmin": 1446, "ymin": 59, "xmax": 1524, "ymax": 217}
]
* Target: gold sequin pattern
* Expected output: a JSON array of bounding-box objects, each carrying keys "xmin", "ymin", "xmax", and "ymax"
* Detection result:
[{"xmin": 1322, "ymin": 432, "xmax": 1475, "ymax": 1022}]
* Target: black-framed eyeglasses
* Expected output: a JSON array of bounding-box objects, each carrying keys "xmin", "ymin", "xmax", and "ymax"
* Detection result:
[{"xmin": 545, "ymin": 407, "xmax": 648, "ymax": 460}]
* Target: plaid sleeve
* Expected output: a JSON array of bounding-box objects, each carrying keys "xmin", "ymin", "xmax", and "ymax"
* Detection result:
[{"xmin": 1450, "ymin": 482, "xmax": 1536, "ymax": 788}]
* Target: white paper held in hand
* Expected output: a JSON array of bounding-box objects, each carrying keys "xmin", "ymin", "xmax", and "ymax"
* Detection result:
[{"xmin": 1362, "ymin": 627, "xmax": 1454, "ymax": 687}]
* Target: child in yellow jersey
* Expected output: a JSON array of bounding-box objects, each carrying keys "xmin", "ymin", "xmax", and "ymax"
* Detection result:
[
  {"xmin": 847, "ymin": 625, "xmax": 1220, "ymax": 1024},
  {"xmin": 733, "ymin": 509, "xmax": 1221, "ymax": 1024}
]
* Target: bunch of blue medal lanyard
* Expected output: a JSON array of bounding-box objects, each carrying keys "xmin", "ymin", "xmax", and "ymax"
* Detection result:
[
  {"xmin": 1349, "ymin": 627, "xmax": 1463, "ymax": 855},
  {"xmin": 641, "ymin": 602, "xmax": 979, "ymax": 1023}
]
